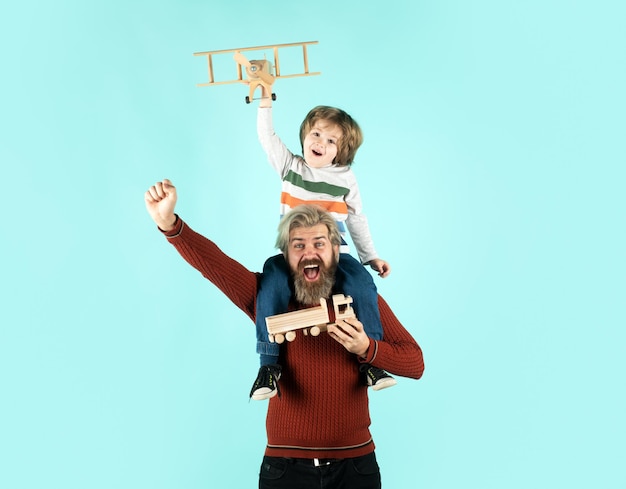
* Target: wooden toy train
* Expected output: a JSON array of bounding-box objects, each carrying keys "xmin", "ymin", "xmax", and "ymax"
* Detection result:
[{"xmin": 265, "ymin": 294, "xmax": 355, "ymax": 344}]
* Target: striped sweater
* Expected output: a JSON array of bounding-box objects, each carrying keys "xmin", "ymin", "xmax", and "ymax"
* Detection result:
[
  {"xmin": 162, "ymin": 217, "xmax": 425, "ymax": 460},
  {"xmin": 258, "ymin": 107, "xmax": 379, "ymax": 264}
]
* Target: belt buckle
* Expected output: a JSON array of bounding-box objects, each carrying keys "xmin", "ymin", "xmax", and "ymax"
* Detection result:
[{"xmin": 313, "ymin": 458, "xmax": 332, "ymax": 467}]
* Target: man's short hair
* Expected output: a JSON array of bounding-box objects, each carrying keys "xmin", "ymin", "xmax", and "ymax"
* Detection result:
[{"xmin": 276, "ymin": 205, "xmax": 342, "ymax": 253}]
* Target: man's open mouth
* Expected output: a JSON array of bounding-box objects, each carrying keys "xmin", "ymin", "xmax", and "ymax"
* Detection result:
[{"xmin": 301, "ymin": 263, "xmax": 321, "ymax": 281}]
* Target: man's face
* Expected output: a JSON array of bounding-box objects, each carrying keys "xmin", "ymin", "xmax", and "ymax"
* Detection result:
[{"xmin": 285, "ymin": 223, "xmax": 340, "ymax": 305}]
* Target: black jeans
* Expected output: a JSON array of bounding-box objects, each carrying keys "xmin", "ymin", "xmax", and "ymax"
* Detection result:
[{"xmin": 259, "ymin": 452, "xmax": 381, "ymax": 489}]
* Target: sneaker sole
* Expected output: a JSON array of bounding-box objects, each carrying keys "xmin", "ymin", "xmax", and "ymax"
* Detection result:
[
  {"xmin": 371, "ymin": 378, "xmax": 398, "ymax": 391},
  {"xmin": 251, "ymin": 389, "xmax": 279, "ymax": 401}
]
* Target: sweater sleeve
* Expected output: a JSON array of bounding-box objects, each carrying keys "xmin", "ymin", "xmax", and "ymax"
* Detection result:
[
  {"xmin": 257, "ymin": 107, "xmax": 295, "ymax": 179},
  {"xmin": 343, "ymin": 173, "xmax": 379, "ymax": 264},
  {"xmin": 162, "ymin": 217, "xmax": 258, "ymax": 323},
  {"xmin": 360, "ymin": 295, "xmax": 425, "ymax": 380}
]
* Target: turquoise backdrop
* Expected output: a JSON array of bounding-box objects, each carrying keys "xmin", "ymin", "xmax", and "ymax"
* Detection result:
[{"xmin": 1, "ymin": 1, "xmax": 624, "ymax": 488}]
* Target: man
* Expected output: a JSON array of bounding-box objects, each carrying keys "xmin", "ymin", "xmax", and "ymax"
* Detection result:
[{"xmin": 145, "ymin": 179, "xmax": 425, "ymax": 489}]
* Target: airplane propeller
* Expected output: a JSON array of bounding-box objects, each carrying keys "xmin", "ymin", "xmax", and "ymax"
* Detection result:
[{"xmin": 233, "ymin": 51, "xmax": 275, "ymax": 85}]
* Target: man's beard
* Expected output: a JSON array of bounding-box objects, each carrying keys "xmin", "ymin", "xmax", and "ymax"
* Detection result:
[{"xmin": 293, "ymin": 258, "xmax": 337, "ymax": 305}]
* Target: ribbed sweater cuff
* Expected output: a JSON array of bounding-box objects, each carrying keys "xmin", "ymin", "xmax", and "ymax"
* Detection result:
[
  {"xmin": 159, "ymin": 214, "xmax": 183, "ymax": 238},
  {"xmin": 359, "ymin": 339, "xmax": 378, "ymax": 364}
]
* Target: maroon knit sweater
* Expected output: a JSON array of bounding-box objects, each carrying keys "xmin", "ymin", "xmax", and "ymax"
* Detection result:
[{"xmin": 163, "ymin": 218, "xmax": 424, "ymax": 459}]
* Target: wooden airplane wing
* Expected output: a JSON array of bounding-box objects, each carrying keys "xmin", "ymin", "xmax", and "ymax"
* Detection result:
[{"xmin": 194, "ymin": 41, "xmax": 321, "ymax": 87}]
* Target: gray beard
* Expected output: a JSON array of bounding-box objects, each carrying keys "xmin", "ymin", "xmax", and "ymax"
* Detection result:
[{"xmin": 293, "ymin": 260, "xmax": 337, "ymax": 305}]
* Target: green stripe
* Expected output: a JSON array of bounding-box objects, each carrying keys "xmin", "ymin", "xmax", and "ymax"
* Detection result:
[{"xmin": 284, "ymin": 170, "xmax": 348, "ymax": 197}]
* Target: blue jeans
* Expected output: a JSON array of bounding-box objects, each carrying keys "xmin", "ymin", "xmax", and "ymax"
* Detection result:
[
  {"xmin": 255, "ymin": 254, "xmax": 383, "ymax": 366},
  {"xmin": 259, "ymin": 452, "xmax": 381, "ymax": 489}
]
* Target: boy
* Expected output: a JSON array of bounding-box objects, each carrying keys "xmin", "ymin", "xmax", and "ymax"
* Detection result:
[{"xmin": 251, "ymin": 86, "xmax": 395, "ymax": 400}]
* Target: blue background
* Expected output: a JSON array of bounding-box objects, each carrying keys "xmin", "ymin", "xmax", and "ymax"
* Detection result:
[{"xmin": 1, "ymin": 1, "xmax": 624, "ymax": 488}]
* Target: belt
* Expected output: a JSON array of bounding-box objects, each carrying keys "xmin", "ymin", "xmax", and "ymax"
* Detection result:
[
  {"xmin": 313, "ymin": 458, "xmax": 341, "ymax": 467},
  {"xmin": 290, "ymin": 457, "xmax": 343, "ymax": 467}
]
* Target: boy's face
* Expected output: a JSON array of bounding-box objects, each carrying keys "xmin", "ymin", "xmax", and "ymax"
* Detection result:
[{"xmin": 302, "ymin": 120, "xmax": 343, "ymax": 168}]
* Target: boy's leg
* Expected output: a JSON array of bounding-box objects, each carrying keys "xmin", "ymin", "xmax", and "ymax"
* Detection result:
[
  {"xmin": 251, "ymin": 254, "xmax": 291, "ymax": 400},
  {"xmin": 336, "ymin": 254, "xmax": 383, "ymax": 340},
  {"xmin": 337, "ymin": 254, "xmax": 396, "ymax": 390}
]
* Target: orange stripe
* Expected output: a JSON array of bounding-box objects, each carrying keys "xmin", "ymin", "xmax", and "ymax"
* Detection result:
[{"xmin": 280, "ymin": 192, "xmax": 348, "ymax": 215}]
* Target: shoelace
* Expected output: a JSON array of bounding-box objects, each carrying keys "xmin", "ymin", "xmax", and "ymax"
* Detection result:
[{"xmin": 251, "ymin": 367, "xmax": 282, "ymax": 398}]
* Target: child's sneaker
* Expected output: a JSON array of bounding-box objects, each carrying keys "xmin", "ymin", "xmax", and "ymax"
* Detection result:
[
  {"xmin": 360, "ymin": 364, "xmax": 397, "ymax": 391},
  {"xmin": 250, "ymin": 364, "xmax": 282, "ymax": 400}
]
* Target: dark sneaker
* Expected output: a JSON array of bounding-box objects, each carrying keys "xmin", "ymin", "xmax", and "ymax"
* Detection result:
[
  {"xmin": 250, "ymin": 364, "xmax": 282, "ymax": 400},
  {"xmin": 360, "ymin": 364, "xmax": 397, "ymax": 391}
]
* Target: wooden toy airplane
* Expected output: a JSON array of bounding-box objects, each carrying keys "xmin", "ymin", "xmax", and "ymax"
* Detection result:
[
  {"xmin": 265, "ymin": 294, "xmax": 355, "ymax": 344},
  {"xmin": 193, "ymin": 41, "xmax": 321, "ymax": 103}
]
